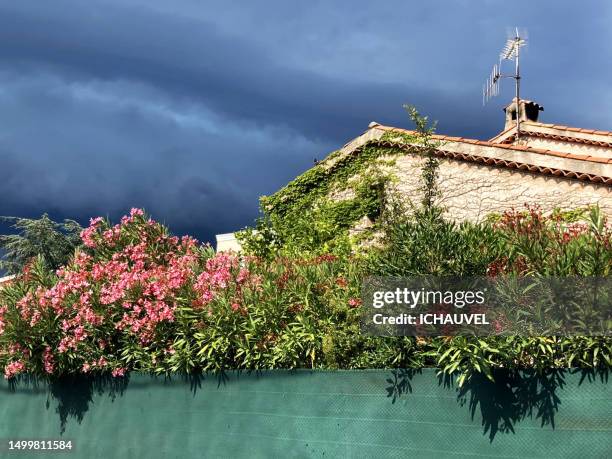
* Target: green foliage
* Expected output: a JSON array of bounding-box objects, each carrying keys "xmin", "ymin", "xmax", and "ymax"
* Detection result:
[
  {"xmin": 1, "ymin": 100, "xmax": 609, "ymax": 386},
  {"xmin": 550, "ymin": 206, "xmax": 590, "ymax": 223},
  {"xmin": 420, "ymin": 207, "xmax": 611, "ymax": 386},
  {"xmin": 0, "ymin": 207, "xmax": 609, "ymax": 383},
  {"xmin": 238, "ymin": 129, "xmax": 429, "ymax": 257},
  {"xmin": 368, "ymin": 199, "xmax": 502, "ymax": 276},
  {"xmin": 239, "ymin": 105, "xmax": 452, "ymax": 258},
  {"xmin": 490, "ymin": 205, "xmax": 611, "ymax": 276},
  {"xmin": 238, "ymin": 162, "xmax": 394, "ymax": 257},
  {"xmin": 234, "ymin": 104, "xmax": 610, "ymax": 387},
  {"xmin": 0, "ymin": 214, "xmax": 83, "ymax": 275}
]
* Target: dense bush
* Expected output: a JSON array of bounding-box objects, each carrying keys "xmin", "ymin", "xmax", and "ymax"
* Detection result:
[
  {"xmin": 0, "ymin": 210, "xmax": 364, "ymax": 378},
  {"xmin": 391, "ymin": 205, "xmax": 611, "ymax": 386},
  {"xmin": 366, "ymin": 203, "xmax": 502, "ymax": 277},
  {"xmin": 0, "ymin": 207, "xmax": 610, "ymax": 385}
]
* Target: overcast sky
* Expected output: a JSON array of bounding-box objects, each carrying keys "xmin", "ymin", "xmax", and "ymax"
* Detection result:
[{"xmin": 0, "ymin": 1, "xmax": 610, "ymax": 244}]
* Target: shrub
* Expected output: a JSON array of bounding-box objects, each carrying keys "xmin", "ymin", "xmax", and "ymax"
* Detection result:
[
  {"xmin": 490, "ymin": 205, "xmax": 610, "ymax": 276},
  {"xmin": 432, "ymin": 206, "xmax": 611, "ymax": 385},
  {"xmin": 0, "ymin": 210, "xmax": 363, "ymax": 377},
  {"xmin": 0, "ymin": 207, "xmax": 609, "ymax": 386},
  {"xmin": 366, "ymin": 201, "xmax": 503, "ymax": 277}
]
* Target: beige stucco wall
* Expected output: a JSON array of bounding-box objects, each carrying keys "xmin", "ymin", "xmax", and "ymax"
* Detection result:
[
  {"xmin": 330, "ymin": 125, "xmax": 611, "ymax": 222},
  {"xmin": 390, "ymin": 155, "xmax": 612, "ymax": 221},
  {"xmin": 0, "ymin": 275, "xmax": 15, "ymax": 290}
]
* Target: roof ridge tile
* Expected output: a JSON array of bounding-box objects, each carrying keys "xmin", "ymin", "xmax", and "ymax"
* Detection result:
[{"xmin": 375, "ymin": 123, "xmax": 610, "ymax": 164}]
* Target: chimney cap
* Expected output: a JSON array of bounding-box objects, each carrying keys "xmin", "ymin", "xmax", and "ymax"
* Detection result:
[
  {"xmin": 503, "ymin": 98, "xmax": 544, "ymax": 113},
  {"xmin": 503, "ymin": 98, "xmax": 544, "ymax": 129}
]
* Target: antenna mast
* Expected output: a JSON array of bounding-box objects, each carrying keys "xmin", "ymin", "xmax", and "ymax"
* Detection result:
[{"xmin": 483, "ymin": 27, "xmax": 527, "ymax": 138}]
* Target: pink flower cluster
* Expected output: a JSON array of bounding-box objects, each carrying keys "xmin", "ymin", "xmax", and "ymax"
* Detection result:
[
  {"xmin": 43, "ymin": 347, "xmax": 55, "ymax": 374},
  {"xmin": 0, "ymin": 306, "xmax": 6, "ymax": 335},
  {"xmin": 193, "ymin": 253, "xmax": 260, "ymax": 311},
  {"xmin": 82, "ymin": 357, "xmax": 108, "ymax": 373},
  {"xmin": 4, "ymin": 360, "xmax": 25, "ymax": 379},
  {"xmin": 1, "ymin": 208, "xmax": 263, "ymax": 378}
]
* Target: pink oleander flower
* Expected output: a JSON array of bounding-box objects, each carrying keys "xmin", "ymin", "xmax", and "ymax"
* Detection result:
[
  {"xmin": 80, "ymin": 226, "xmax": 100, "ymax": 248},
  {"xmin": 348, "ymin": 298, "xmax": 362, "ymax": 308},
  {"xmin": 90, "ymin": 216, "xmax": 104, "ymax": 226},
  {"xmin": 111, "ymin": 367, "xmax": 126, "ymax": 377},
  {"xmin": 3, "ymin": 208, "xmax": 268, "ymax": 377},
  {"xmin": 4, "ymin": 360, "xmax": 26, "ymax": 379},
  {"xmin": 42, "ymin": 347, "xmax": 55, "ymax": 374}
]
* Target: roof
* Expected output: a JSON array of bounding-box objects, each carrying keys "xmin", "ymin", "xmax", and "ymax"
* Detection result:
[
  {"xmin": 489, "ymin": 121, "xmax": 612, "ymax": 147},
  {"xmin": 332, "ymin": 122, "xmax": 612, "ymax": 186}
]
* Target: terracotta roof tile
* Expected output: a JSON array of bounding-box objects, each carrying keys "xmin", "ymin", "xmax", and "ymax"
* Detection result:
[
  {"xmin": 367, "ymin": 124, "xmax": 611, "ymax": 186},
  {"xmin": 538, "ymin": 123, "xmax": 612, "ymax": 137},
  {"xmin": 506, "ymin": 131, "xmax": 612, "ymax": 147},
  {"xmin": 372, "ymin": 123, "xmax": 610, "ymax": 163}
]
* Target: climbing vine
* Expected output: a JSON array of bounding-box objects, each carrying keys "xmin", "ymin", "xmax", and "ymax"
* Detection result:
[
  {"xmin": 237, "ymin": 106, "xmax": 445, "ymax": 257},
  {"xmin": 238, "ymin": 139, "xmax": 408, "ymax": 256}
]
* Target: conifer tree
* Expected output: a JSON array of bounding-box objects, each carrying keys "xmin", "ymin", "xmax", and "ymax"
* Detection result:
[{"xmin": 0, "ymin": 214, "xmax": 82, "ymax": 274}]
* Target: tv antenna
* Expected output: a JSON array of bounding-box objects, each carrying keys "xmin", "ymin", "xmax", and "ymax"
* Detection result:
[{"xmin": 482, "ymin": 27, "xmax": 527, "ymax": 137}]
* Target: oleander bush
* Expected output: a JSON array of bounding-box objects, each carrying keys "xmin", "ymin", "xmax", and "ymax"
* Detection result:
[
  {"xmin": 0, "ymin": 206, "xmax": 610, "ymax": 385},
  {"xmin": 367, "ymin": 203, "xmax": 611, "ymax": 385},
  {"xmin": 2, "ymin": 105, "xmax": 608, "ymax": 385},
  {"xmin": 0, "ymin": 209, "xmax": 363, "ymax": 378}
]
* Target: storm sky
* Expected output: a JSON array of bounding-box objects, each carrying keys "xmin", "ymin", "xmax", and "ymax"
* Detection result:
[{"xmin": 0, "ymin": 1, "xmax": 610, "ymax": 243}]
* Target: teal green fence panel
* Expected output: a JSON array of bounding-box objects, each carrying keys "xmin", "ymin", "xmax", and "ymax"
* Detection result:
[{"xmin": 0, "ymin": 369, "xmax": 610, "ymax": 458}]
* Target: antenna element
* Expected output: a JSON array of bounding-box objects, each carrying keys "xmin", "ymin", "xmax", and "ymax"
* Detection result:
[{"xmin": 482, "ymin": 27, "xmax": 527, "ymax": 137}]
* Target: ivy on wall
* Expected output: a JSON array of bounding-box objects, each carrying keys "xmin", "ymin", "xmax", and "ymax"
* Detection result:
[
  {"xmin": 238, "ymin": 132, "xmax": 426, "ymax": 255},
  {"xmin": 238, "ymin": 104, "xmax": 447, "ymax": 257}
]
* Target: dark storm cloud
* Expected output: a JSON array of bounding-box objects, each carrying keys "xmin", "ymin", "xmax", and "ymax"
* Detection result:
[
  {"xmin": 0, "ymin": 71, "xmax": 319, "ymax": 240},
  {"xmin": 0, "ymin": 0, "xmax": 610, "ymax": 243},
  {"xmin": 0, "ymin": 1, "xmax": 473, "ymax": 142}
]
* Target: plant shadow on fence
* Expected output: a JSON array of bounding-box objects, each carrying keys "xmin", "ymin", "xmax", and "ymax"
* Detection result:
[
  {"xmin": 4, "ymin": 368, "xmax": 609, "ymax": 441},
  {"xmin": 6, "ymin": 372, "xmax": 231, "ymax": 433},
  {"xmin": 385, "ymin": 367, "xmax": 610, "ymax": 442},
  {"xmin": 8, "ymin": 374, "xmax": 129, "ymax": 433}
]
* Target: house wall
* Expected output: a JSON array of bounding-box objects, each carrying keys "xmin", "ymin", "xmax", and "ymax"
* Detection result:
[
  {"xmin": 215, "ymin": 233, "xmax": 242, "ymax": 252},
  {"xmin": 389, "ymin": 155, "xmax": 612, "ymax": 221},
  {"xmin": 0, "ymin": 275, "xmax": 15, "ymax": 290}
]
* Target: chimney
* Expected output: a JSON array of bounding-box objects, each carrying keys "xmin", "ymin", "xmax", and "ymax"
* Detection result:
[{"xmin": 503, "ymin": 98, "xmax": 544, "ymax": 130}]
